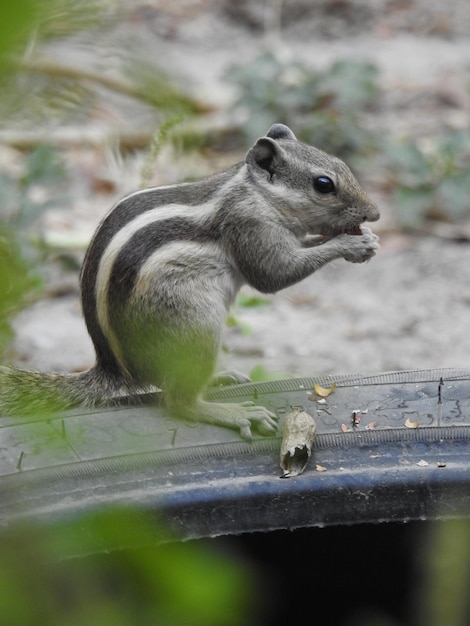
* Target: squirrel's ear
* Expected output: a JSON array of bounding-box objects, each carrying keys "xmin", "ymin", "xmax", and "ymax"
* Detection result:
[
  {"xmin": 266, "ymin": 123, "xmax": 297, "ymax": 141},
  {"xmin": 245, "ymin": 137, "xmax": 281, "ymax": 177}
]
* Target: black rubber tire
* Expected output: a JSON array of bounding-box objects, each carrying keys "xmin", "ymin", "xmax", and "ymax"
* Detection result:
[{"xmin": 1, "ymin": 368, "xmax": 470, "ymax": 546}]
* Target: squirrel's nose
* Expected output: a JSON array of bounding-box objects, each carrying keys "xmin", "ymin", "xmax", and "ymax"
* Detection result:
[{"xmin": 364, "ymin": 203, "xmax": 380, "ymax": 222}]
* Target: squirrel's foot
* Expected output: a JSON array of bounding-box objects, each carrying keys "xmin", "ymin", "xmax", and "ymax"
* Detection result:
[
  {"xmin": 237, "ymin": 400, "xmax": 279, "ymax": 439},
  {"xmin": 174, "ymin": 399, "xmax": 279, "ymax": 441}
]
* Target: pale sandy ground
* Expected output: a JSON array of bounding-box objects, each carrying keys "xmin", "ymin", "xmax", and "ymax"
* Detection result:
[{"xmin": 10, "ymin": 235, "xmax": 470, "ymax": 381}]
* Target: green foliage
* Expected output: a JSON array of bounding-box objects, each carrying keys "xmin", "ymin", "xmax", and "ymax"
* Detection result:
[
  {"xmin": 416, "ymin": 519, "xmax": 470, "ymax": 626},
  {"xmin": 0, "ymin": 227, "xmax": 41, "ymax": 352},
  {"xmin": 122, "ymin": 57, "xmax": 204, "ymax": 117},
  {"xmin": 140, "ymin": 115, "xmax": 185, "ymax": 188},
  {"xmin": 0, "ymin": 2, "xmax": 202, "ymax": 129},
  {"xmin": 0, "ymin": 1, "xmax": 39, "ymax": 73},
  {"xmin": 22, "ymin": 143, "xmax": 66, "ymax": 187},
  {"xmin": 0, "ymin": 144, "xmax": 68, "ymax": 255},
  {"xmin": 225, "ymin": 294, "xmax": 272, "ymax": 334},
  {"xmin": 0, "ymin": 509, "xmax": 254, "ymax": 626},
  {"xmin": 0, "ymin": 1, "xmax": 109, "ymax": 121},
  {"xmin": 236, "ymin": 294, "xmax": 272, "ymax": 308},
  {"xmin": 0, "ymin": 144, "xmax": 70, "ymax": 350},
  {"xmin": 224, "ymin": 52, "xmax": 379, "ymax": 159},
  {"xmin": 249, "ymin": 364, "xmax": 291, "ymax": 382},
  {"xmin": 33, "ymin": 0, "xmax": 115, "ymax": 40},
  {"xmin": 384, "ymin": 133, "xmax": 470, "ymax": 229},
  {"xmin": 226, "ymin": 313, "xmax": 251, "ymax": 336}
]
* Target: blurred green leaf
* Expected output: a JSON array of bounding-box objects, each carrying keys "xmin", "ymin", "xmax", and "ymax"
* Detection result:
[
  {"xmin": 249, "ymin": 364, "xmax": 290, "ymax": 382},
  {"xmin": 417, "ymin": 519, "xmax": 470, "ymax": 626},
  {"xmin": 237, "ymin": 294, "xmax": 272, "ymax": 308},
  {"xmin": 0, "ymin": 1, "xmax": 38, "ymax": 72},
  {"xmin": 0, "ymin": 2, "xmax": 203, "ymax": 131},
  {"xmin": 226, "ymin": 314, "xmax": 252, "ymax": 335},
  {"xmin": 0, "ymin": 225, "xmax": 42, "ymax": 353},
  {"xmin": 0, "ymin": 509, "xmax": 254, "ymax": 626}
]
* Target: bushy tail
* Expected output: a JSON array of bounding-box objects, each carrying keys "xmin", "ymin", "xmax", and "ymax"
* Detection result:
[{"xmin": 0, "ymin": 365, "xmax": 127, "ymax": 417}]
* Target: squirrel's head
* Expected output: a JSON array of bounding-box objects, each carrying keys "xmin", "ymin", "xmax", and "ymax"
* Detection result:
[{"xmin": 245, "ymin": 123, "xmax": 380, "ymax": 237}]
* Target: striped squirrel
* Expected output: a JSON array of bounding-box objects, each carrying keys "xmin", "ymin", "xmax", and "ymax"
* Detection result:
[{"xmin": 0, "ymin": 124, "xmax": 379, "ymax": 440}]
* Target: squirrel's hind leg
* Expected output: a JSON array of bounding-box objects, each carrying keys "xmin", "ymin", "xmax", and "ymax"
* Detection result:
[
  {"xmin": 159, "ymin": 333, "xmax": 278, "ymax": 440},
  {"xmin": 124, "ymin": 271, "xmax": 278, "ymax": 439},
  {"xmin": 171, "ymin": 396, "xmax": 279, "ymax": 441}
]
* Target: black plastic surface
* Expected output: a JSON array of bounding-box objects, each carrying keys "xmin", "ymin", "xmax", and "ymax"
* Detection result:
[{"xmin": 1, "ymin": 368, "xmax": 470, "ymax": 541}]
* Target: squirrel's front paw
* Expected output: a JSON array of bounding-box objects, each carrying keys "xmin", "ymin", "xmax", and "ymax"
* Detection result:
[{"xmin": 342, "ymin": 226, "xmax": 380, "ymax": 264}]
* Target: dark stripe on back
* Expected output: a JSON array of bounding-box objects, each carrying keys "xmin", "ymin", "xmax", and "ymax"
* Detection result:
[
  {"xmin": 107, "ymin": 216, "xmax": 218, "ymax": 318},
  {"xmin": 80, "ymin": 186, "xmax": 212, "ymax": 372},
  {"xmin": 79, "ymin": 163, "xmax": 241, "ymax": 374}
]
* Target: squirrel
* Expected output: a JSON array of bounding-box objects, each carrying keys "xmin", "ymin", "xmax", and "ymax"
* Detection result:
[{"xmin": 0, "ymin": 124, "xmax": 379, "ymax": 440}]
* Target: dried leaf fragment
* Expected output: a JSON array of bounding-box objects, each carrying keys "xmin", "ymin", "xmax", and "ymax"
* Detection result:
[
  {"xmin": 405, "ymin": 417, "xmax": 419, "ymax": 428},
  {"xmin": 313, "ymin": 382, "xmax": 336, "ymax": 398},
  {"xmin": 280, "ymin": 408, "xmax": 316, "ymax": 478},
  {"xmin": 341, "ymin": 423, "xmax": 351, "ymax": 433},
  {"xmin": 315, "ymin": 464, "xmax": 327, "ymax": 472}
]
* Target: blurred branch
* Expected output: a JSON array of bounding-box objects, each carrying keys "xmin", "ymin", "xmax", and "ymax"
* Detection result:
[
  {"xmin": 0, "ymin": 127, "xmax": 154, "ymax": 150},
  {"xmin": 18, "ymin": 57, "xmax": 211, "ymax": 114},
  {"xmin": 20, "ymin": 57, "xmax": 150, "ymax": 99}
]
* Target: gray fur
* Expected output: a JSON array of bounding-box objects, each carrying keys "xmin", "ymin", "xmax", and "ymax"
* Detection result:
[{"xmin": 0, "ymin": 124, "xmax": 379, "ymax": 439}]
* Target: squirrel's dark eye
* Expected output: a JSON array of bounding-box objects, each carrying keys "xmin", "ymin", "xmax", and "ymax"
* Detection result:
[{"xmin": 314, "ymin": 176, "xmax": 336, "ymax": 194}]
